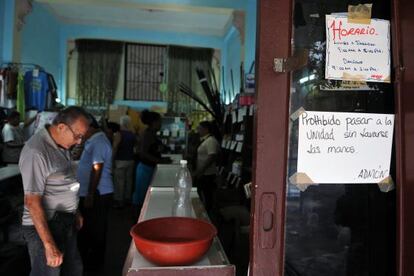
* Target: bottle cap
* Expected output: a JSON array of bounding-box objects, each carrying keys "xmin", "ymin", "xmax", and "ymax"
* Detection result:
[{"xmin": 180, "ymin": 160, "xmax": 187, "ymax": 165}]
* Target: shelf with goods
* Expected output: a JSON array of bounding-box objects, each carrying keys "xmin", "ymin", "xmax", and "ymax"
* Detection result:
[
  {"xmin": 157, "ymin": 116, "xmax": 188, "ymax": 155},
  {"xmin": 216, "ymin": 99, "xmax": 255, "ymax": 209}
]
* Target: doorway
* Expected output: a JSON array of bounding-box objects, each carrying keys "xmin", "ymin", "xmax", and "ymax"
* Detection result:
[{"xmin": 250, "ymin": 0, "xmax": 413, "ymax": 275}]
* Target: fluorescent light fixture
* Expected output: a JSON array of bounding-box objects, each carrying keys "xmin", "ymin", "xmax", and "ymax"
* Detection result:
[
  {"xmin": 299, "ymin": 76, "xmax": 308, "ymax": 84},
  {"xmin": 299, "ymin": 74, "xmax": 316, "ymax": 84}
]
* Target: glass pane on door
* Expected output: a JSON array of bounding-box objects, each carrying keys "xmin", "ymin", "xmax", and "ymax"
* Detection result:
[{"xmin": 284, "ymin": 0, "xmax": 395, "ymax": 275}]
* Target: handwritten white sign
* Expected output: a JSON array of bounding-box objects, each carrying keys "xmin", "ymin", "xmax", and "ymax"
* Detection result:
[
  {"xmin": 297, "ymin": 111, "xmax": 394, "ymax": 183},
  {"xmin": 325, "ymin": 14, "xmax": 390, "ymax": 83},
  {"xmin": 320, "ymin": 80, "xmax": 373, "ymax": 91}
]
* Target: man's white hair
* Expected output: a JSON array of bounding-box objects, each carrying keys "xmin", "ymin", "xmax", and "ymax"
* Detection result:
[{"xmin": 120, "ymin": 115, "xmax": 131, "ymax": 128}]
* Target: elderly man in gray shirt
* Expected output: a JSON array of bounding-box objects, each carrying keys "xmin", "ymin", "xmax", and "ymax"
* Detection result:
[{"xmin": 19, "ymin": 106, "xmax": 90, "ymax": 276}]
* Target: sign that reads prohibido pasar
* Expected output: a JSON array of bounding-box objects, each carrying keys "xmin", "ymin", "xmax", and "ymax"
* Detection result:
[
  {"xmin": 297, "ymin": 111, "xmax": 394, "ymax": 184},
  {"xmin": 325, "ymin": 14, "xmax": 390, "ymax": 83}
]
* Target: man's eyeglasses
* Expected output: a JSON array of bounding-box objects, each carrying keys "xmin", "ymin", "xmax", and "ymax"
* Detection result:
[{"xmin": 66, "ymin": 124, "xmax": 84, "ymax": 141}]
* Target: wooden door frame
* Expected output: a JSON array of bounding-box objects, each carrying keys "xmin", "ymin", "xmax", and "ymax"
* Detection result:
[
  {"xmin": 250, "ymin": 0, "xmax": 414, "ymax": 275},
  {"xmin": 394, "ymin": 0, "xmax": 414, "ymax": 275},
  {"xmin": 250, "ymin": 0, "xmax": 292, "ymax": 275}
]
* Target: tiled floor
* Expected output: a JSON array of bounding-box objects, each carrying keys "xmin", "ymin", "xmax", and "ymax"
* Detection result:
[{"xmin": 84, "ymin": 206, "xmax": 137, "ymax": 276}]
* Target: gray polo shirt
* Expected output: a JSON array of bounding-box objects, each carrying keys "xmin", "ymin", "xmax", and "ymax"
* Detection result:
[{"xmin": 19, "ymin": 127, "xmax": 80, "ymax": 226}]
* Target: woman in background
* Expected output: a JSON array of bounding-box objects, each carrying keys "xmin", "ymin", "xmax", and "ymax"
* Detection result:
[
  {"xmin": 132, "ymin": 110, "xmax": 171, "ymax": 212},
  {"xmin": 113, "ymin": 115, "xmax": 137, "ymax": 208},
  {"xmin": 193, "ymin": 121, "xmax": 220, "ymax": 213}
]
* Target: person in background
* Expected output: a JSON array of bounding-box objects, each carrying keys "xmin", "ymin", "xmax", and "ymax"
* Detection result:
[
  {"xmin": 105, "ymin": 121, "xmax": 120, "ymax": 144},
  {"xmin": 77, "ymin": 115, "xmax": 113, "ymax": 271},
  {"xmin": 2, "ymin": 110, "xmax": 36, "ymax": 163},
  {"xmin": 193, "ymin": 121, "xmax": 220, "ymax": 213},
  {"xmin": 19, "ymin": 106, "xmax": 90, "ymax": 276},
  {"xmin": 132, "ymin": 110, "xmax": 171, "ymax": 212},
  {"xmin": 112, "ymin": 115, "xmax": 136, "ymax": 208},
  {"xmin": 184, "ymin": 128, "xmax": 201, "ymax": 173}
]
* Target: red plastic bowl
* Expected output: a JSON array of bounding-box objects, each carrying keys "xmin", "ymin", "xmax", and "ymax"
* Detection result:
[{"xmin": 130, "ymin": 217, "xmax": 217, "ymax": 266}]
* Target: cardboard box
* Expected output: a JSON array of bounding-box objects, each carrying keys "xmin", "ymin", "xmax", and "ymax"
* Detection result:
[{"xmin": 108, "ymin": 105, "xmax": 128, "ymax": 123}]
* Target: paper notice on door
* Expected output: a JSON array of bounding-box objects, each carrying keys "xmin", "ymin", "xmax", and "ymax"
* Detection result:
[
  {"xmin": 232, "ymin": 111, "xmax": 237, "ymax": 123},
  {"xmin": 249, "ymin": 105, "xmax": 255, "ymax": 116},
  {"xmin": 235, "ymin": 142, "xmax": 243, "ymax": 153},
  {"xmin": 325, "ymin": 14, "xmax": 390, "ymax": 83},
  {"xmin": 237, "ymin": 107, "xmax": 248, "ymax": 122},
  {"xmin": 226, "ymin": 141, "xmax": 232, "ymax": 149},
  {"xmin": 231, "ymin": 141, "xmax": 237, "ymax": 150},
  {"xmin": 320, "ymin": 80, "xmax": 372, "ymax": 91},
  {"xmin": 296, "ymin": 111, "xmax": 394, "ymax": 183},
  {"xmin": 223, "ymin": 110, "xmax": 228, "ymax": 123}
]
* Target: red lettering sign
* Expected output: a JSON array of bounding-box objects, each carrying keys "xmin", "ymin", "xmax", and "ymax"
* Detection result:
[{"xmin": 330, "ymin": 19, "xmax": 377, "ymax": 41}]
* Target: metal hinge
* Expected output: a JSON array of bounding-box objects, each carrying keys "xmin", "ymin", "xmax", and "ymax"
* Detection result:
[
  {"xmin": 273, "ymin": 58, "xmax": 286, "ymax": 73},
  {"xmin": 273, "ymin": 49, "xmax": 310, "ymax": 73}
]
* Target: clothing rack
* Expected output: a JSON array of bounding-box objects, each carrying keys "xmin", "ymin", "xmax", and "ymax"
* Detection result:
[
  {"xmin": 0, "ymin": 62, "xmax": 57, "ymax": 112},
  {"xmin": 1, "ymin": 62, "xmax": 44, "ymax": 71}
]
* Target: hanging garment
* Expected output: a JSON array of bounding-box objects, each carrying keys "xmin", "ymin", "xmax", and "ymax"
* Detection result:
[
  {"xmin": 0, "ymin": 74, "xmax": 5, "ymax": 107},
  {"xmin": 24, "ymin": 70, "xmax": 49, "ymax": 111},
  {"xmin": 0, "ymin": 73, "xmax": 15, "ymax": 108},
  {"xmin": 16, "ymin": 73, "xmax": 25, "ymax": 121},
  {"xmin": 47, "ymin": 73, "xmax": 57, "ymax": 91},
  {"xmin": 46, "ymin": 73, "xmax": 58, "ymax": 109},
  {"xmin": 6, "ymin": 69, "xmax": 18, "ymax": 99}
]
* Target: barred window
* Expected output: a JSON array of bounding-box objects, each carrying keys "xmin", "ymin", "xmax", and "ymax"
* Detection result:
[{"xmin": 124, "ymin": 43, "xmax": 167, "ymax": 101}]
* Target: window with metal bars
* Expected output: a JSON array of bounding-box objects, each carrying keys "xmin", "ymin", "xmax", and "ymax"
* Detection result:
[{"xmin": 124, "ymin": 43, "xmax": 167, "ymax": 101}]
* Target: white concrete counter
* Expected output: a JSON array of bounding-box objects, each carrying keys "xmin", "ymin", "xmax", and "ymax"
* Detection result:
[
  {"xmin": 150, "ymin": 164, "xmax": 180, "ymax": 187},
  {"xmin": 123, "ymin": 165, "xmax": 234, "ymax": 276},
  {"xmin": 0, "ymin": 164, "xmax": 20, "ymax": 182}
]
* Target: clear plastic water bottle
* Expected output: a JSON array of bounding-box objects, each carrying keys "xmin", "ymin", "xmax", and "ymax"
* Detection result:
[{"xmin": 172, "ymin": 160, "xmax": 192, "ymax": 217}]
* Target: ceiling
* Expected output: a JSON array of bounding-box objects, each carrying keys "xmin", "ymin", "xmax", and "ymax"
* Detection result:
[{"xmin": 36, "ymin": 0, "xmax": 235, "ymax": 37}]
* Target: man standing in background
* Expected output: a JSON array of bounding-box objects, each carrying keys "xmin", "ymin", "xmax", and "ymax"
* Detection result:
[
  {"xmin": 2, "ymin": 110, "xmax": 37, "ymax": 163},
  {"xmin": 77, "ymin": 116, "xmax": 114, "ymax": 271},
  {"xmin": 19, "ymin": 106, "xmax": 90, "ymax": 276}
]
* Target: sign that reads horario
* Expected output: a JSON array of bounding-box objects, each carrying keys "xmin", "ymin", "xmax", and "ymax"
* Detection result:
[
  {"xmin": 325, "ymin": 14, "xmax": 391, "ymax": 83},
  {"xmin": 297, "ymin": 111, "xmax": 394, "ymax": 183}
]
